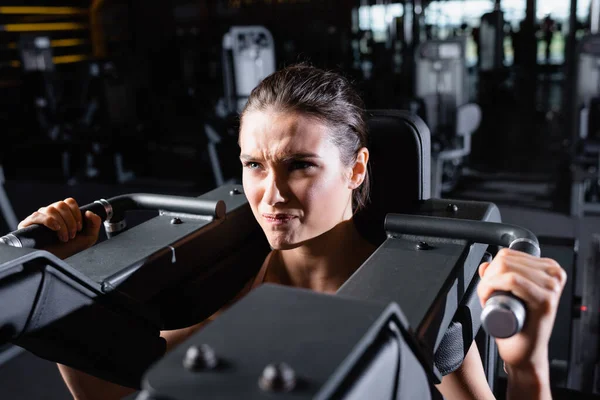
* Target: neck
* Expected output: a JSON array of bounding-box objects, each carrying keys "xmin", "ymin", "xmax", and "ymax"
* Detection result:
[{"xmin": 274, "ymin": 219, "xmax": 376, "ymax": 293}]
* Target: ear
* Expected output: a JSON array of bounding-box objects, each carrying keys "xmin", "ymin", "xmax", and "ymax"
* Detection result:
[{"xmin": 348, "ymin": 147, "xmax": 369, "ymax": 190}]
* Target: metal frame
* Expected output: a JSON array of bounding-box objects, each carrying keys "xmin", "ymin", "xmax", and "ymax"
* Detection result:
[
  {"xmin": 570, "ymin": 34, "xmax": 600, "ymax": 216},
  {"xmin": 0, "ymin": 165, "xmax": 18, "ymax": 232},
  {"xmin": 415, "ymin": 39, "xmax": 481, "ymax": 197}
]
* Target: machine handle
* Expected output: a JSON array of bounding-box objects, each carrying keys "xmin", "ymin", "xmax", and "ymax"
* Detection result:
[
  {"xmin": 0, "ymin": 202, "xmax": 108, "ymax": 249},
  {"xmin": 384, "ymin": 214, "xmax": 541, "ymax": 338},
  {"xmin": 0, "ymin": 194, "xmax": 226, "ymax": 249},
  {"xmin": 481, "ymin": 238, "xmax": 540, "ymax": 339}
]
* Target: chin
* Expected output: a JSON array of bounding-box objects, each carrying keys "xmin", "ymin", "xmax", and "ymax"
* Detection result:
[
  {"xmin": 267, "ymin": 239, "xmax": 301, "ymax": 251},
  {"xmin": 266, "ymin": 234, "xmax": 304, "ymax": 250}
]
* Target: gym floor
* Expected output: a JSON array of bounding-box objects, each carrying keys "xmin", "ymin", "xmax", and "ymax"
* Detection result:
[{"xmin": 0, "ymin": 176, "xmax": 598, "ymax": 399}]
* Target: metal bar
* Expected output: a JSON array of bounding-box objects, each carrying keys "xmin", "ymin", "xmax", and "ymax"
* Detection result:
[
  {"xmin": 0, "ymin": 166, "xmax": 18, "ymax": 231},
  {"xmin": 1, "ymin": 22, "xmax": 88, "ymax": 32},
  {"xmin": 8, "ymin": 54, "xmax": 89, "ymax": 68},
  {"xmin": 592, "ymin": 0, "xmax": 600, "ymax": 34},
  {"xmin": 53, "ymin": 54, "xmax": 88, "ymax": 64},
  {"xmin": 90, "ymin": 0, "xmax": 106, "ymax": 58},
  {"xmin": 7, "ymin": 38, "xmax": 88, "ymax": 49},
  {"xmin": 0, "ymin": 7, "xmax": 88, "ymax": 15}
]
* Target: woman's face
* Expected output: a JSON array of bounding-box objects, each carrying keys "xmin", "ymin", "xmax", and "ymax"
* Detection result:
[{"xmin": 239, "ymin": 110, "xmax": 355, "ymax": 249}]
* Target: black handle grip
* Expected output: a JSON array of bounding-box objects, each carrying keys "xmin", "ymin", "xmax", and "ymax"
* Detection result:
[
  {"xmin": 0, "ymin": 202, "xmax": 108, "ymax": 249},
  {"xmin": 0, "ymin": 194, "xmax": 226, "ymax": 249},
  {"xmin": 481, "ymin": 238, "xmax": 541, "ymax": 338},
  {"xmin": 383, "ymin": 213, "xmax": 541, "ymax": 339}
]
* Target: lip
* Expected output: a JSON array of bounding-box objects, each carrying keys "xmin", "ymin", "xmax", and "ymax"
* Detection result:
[{"xmin": 262, "ymin": 213, "xmax": 297, "ymax": 226}]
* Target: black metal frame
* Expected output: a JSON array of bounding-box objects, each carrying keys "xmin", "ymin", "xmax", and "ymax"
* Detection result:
[{"xmin": 0, "ymin": 110, "xmax": 516, "ymax": 397}]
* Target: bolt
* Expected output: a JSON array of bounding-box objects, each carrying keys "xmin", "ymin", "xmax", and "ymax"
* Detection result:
[
  {"xmin": 446, "ymin": 203, "xmax": 459, "ymax": 213},
  {"xmin": 416, "ymin": 241, "xmax": 431, "ymax": 250},
  {"xmin": 258, "ymin": 362, "xmax": 296, "ymax": 392},
  {"xmin": 229, "ymin": 188, "xmax": 241, "ymax": 195},
  {"xmin": 170, "ymin": 217, "xmax": 183, "ymax": 225},
  {"xmin": 183, "ymin": 344, "xmax": 217, "ymax": 371}
]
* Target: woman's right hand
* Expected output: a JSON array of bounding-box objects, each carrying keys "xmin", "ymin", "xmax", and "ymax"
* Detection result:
[{"xmin": 18, "ymin": 198, "xmax": 102, "ymax": 259}]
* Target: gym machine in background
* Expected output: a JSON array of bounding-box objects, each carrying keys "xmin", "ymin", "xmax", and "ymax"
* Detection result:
[
  {"xmin": 414, "ymin": 38, "xmax": 481, "ymax": 197},
  {"xmin": 569, "ymin": 34, "xmax": 600, "ymax": 216},
  {"xmin": 479, "ymin": 6, "xmax": 505, "ymax": 75},
  {"xmin": 0, "ymin": 165, "xmax": 18, "ymax": 232},
  {"xmin": 568, "ymin": 235, "xmax": 600, "ymax": 394},
  {"xmin": 204, "ymin": 26, "xmax": 276, "ymax": 187}
]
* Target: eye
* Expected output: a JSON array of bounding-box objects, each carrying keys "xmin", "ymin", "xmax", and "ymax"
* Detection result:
[
  {"xmin": 243, "ymin": 161, "xmax": 262, "ymax": 170},
  {"xmin": 289, "ymin": 160, "xmax": 315, "ymax": 171}
]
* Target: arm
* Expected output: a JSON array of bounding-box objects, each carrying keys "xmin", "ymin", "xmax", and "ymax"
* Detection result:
[
  {"xmin": 56, "ymin": 321, "xmax": 212, "ymax": 400},
  {"xmin": 19, "ymin": 199, "xmax": 210, "ymax": 399},
  {"xmin": 477, "ymin": 248, "xmax": 566, "ymax": 400},
  {"xmin": 438, "ymin": 248, "xmax": 565, "ymax": 400},
  {"xmin": 436, "ymin": 341, "xmax": 495, "ymax": 400}
]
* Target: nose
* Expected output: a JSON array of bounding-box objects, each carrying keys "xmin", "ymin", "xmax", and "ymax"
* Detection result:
[{"xmin": 263, "ymin": 170, "xmax": 287, "ymax": 206}]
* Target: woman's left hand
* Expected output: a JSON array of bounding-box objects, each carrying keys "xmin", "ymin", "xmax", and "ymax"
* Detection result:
[{"xmin": 476, "ymin": 248, "xmax": 567, "ymax": 372}]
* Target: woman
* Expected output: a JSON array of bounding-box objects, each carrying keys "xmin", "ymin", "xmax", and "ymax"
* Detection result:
[{"xmin": 20, "ymin": 65, "xmax": 566, "ymax": 400}]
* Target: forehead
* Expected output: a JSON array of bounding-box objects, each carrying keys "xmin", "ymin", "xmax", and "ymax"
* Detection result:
[{"xmin": 239, "ymin": 111, "xmax": 333, "ymax": 157}]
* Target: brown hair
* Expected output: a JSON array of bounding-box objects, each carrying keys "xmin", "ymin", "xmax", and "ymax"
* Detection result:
[{"xmin": 240, "ymin": 64, "xmax": 371, "ymax": 211}]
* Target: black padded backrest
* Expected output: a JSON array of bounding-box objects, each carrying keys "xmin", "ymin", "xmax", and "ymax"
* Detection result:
[{"xmin": 355, "ymin": 110, "xmax": 431, "ymax": 245}]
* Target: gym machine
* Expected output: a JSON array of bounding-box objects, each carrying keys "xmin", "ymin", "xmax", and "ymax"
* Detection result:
[
  {"xmin": 569, "ymin": 34, "xmax": 600, "ymax": 216},
  {"xmin": 0, "ymin": 111, "xmax": 544, "ymax": 398},
  {"xmin": 205, "ymin": 26, "xmax": 276, "ymax": 187},
  {"xmin": 415, "ymin": 39, "xmax": 481, "ymax": 198},
  {"xmin": 479, "ymin": 7, "xmax": 505, "ymax": 73},
  {"xmin": 16, "ymin": 36, "xmax": 132, "ymax": 185}
]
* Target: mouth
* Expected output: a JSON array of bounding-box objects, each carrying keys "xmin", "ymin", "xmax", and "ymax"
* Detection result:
[{"xmin": 262, "ymin": 213, "xmax": 298, "ymax": 226}]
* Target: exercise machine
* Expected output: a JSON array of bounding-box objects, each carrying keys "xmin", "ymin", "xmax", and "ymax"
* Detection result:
[
  {"xmin": 569, "ymin": 34, "xmax": 600, "ymax": 216},
  {"xmin": 0, "ymin": 164, "xmax": 18, "ymax": 233},
  {"xmin": 0, "ymin": 111, "xmax": 542, "ymax": 397},
  {"xmin": 415, "ymin": 39, "xmax": 481, "ymax": 197},
  {"xmin": 205, "ymin": 26, "xmax": 276, "ymax": 187},
  {"xmin": 479, "ymin": 7, "xmax": 505, "ymax": 73}
]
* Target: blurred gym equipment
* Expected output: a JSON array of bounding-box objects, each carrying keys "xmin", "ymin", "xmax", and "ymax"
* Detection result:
[{"xmin": 414, "ymin": 39, "xmax": 481, "ymax": 197}]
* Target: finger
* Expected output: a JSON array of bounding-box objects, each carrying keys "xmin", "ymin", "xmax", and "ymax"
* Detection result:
[
  {"xmin": 64, "ymin": 198, "xmax": 82, "ymax": 232},
  {"xmin": 540, "ymin": 258, "xmax": 568, "ymax": 289},
  {"xmin": 497, "ymin": 247, "xmax": 543, "ymax": 260},
  {"xmin": 493, "ymin": 248, "xmax": 548, "ymax": 269},
  {"xmin": 485, "ymin": 253, "xmax": 567, "ymax": 293},
  {"xmin": 483, "ymin": 252, "xmax": 551, "ymax": 280},
  {"xmin": 45, "ymin": 205, "xmax": 71, "ymax": 242},
  {"xmin": 485, "ymin": 263, "xmax": 561, "ymax": 296},
  {"xmin": 83, "ymin": 211, "xmax": 102, "ymax": 237},
  {"xmin": 55, "ymin": 201, "xmax": 79, "ymax": 239},
  {"xmin": 478, "ymin": 262, "xmax": 491, "ymax": 278},
  {"xmin": 477, "ymin": 272, "xmax": 557, "ymax": 312},
  {"xmin": 18, "ymin": 211, "xmax": 61, "ymax": 231}
]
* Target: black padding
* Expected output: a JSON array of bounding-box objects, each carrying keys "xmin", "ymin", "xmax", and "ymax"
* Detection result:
[
  {"xmin": 11, "ymin": 264, "xmax": 166, "ymax": 388},
  {"xmin": 355, "ymin": 110, "xmax": 431, "ymax": 245},
  {"xmin": 433, "ymin": 321, "xmax": 465, "ymax": 376}
]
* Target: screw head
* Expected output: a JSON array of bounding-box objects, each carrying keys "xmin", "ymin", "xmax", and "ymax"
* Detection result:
[
  {"xmin": 446, "ymin": 203, "xmax": 459, "ymax": 213},
  {"xmin": 183, "ymin": 344, "xmax": 218, "ymax": 371},
  {"xmin": 416, "ymin": 241, "xmax": 431, "ymax": 250},
  {"xmin": 258, "ymin": 362, "xmax": 296, "ymax": 392},
  {"xmin": 170, "ymin": 217, "xmax": 183, "ymax": 225},
  {"xmin": 229, "ymin": 188, "xmax": 241, "ymax": 195}
]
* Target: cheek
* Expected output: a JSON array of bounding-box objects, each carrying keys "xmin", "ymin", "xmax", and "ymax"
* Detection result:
[
  {"xmin": 242, "ymin": 173, "xmax": 261, "ymax": 211},
  {"xmin": 295, "ymin": 171, "xmax": 348, "ymax": 213}
]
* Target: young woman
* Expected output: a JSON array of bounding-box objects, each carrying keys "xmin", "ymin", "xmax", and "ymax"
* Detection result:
[{"xmin": 20, "ymin": 65, "xmax": 566, "ymax": 400}]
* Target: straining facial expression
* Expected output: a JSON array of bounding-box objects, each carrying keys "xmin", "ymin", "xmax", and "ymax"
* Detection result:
[
  {"xmin": 240, "ymin": 111, "xmax": 362, "ymax": 249},
  {"xmin": 238, "ymin": 64, "xmax": 371, "ymax": 249}
]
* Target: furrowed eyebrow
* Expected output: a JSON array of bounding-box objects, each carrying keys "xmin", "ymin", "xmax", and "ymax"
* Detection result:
[
  {"xmin": 239, "ymin": 152, "xmax": 320, "ymax": 162},
  {"xmin": 239, "ymin": 154, "xmax": 260, "ymax": 161},
  {"xmin": 280, "ymin": 152, "xmax": 320, "ymax": 161}
]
